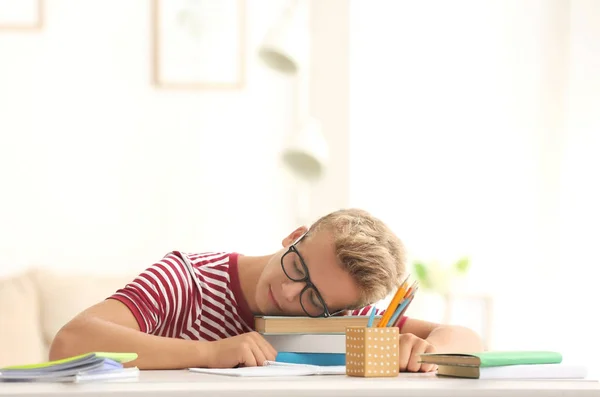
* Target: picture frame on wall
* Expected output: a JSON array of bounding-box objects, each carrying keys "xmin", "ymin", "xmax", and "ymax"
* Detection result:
[
  {"xmin": 151, "ymin": 0, "xmax": 246, "ymax": 90},
  {"xmin": 0, "ymin": 0, "xmax": 43, "ymax": 31}
]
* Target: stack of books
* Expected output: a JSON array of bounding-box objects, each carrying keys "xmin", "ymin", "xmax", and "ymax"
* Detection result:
[
  {"xmin": 254, "ymin": 315, "xmax": 379, "ymax": 366},
  {"xmin": 255, "ymin": 276, "xmax": 419, "ymax": 366},
  {"xmin": 418, "ymin": 351, "xmax": 588, "ymax": 379},
  {"xmin": 0, "ymin": 352, "xmax": 139, "ymax": 383}
]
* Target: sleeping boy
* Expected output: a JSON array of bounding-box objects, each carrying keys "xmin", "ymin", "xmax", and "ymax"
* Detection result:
[{"xmin": 50, "ymin": 208, "xmax": 483, "ymax": 371}]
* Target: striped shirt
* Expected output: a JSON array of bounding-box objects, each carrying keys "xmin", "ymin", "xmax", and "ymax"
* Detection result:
[{"xmin": 109, "ymin": 251, "xmax": 406, "ymax": 341}]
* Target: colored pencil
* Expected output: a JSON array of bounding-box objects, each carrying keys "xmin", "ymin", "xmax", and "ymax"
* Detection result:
[
  {"xmin": 367, "ymin": 306, "xmax": 377, "ymax": 327},
  {"xmin": 376, "ymin": 275, "xmax": 410, "ymax": 327}
]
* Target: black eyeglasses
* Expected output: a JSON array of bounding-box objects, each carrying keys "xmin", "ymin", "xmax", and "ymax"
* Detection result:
[{"xmin": 281, "ymin": 233, "xmax": 338, "ymax": 318}]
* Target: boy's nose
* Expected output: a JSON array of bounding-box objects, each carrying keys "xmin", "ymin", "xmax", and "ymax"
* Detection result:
[{"xmin": 282, "ymin": 280, "xmax": 305, "ymax": 302}]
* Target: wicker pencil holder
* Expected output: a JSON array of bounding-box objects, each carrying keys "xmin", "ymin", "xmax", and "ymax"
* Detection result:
[{"xmin": 345, "ymin": 326, "xmax": 400, "ymax": 377}]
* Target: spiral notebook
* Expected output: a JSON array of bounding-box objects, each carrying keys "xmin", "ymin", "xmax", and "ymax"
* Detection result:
[{"xmin": 0, "ymin": 352, "xmax": 139, "ymax": 383}]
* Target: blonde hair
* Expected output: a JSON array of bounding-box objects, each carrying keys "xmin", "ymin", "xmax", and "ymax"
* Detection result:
[{"xmin": 307, "ymin": 208, "xmax": 406, "ymax": 308}]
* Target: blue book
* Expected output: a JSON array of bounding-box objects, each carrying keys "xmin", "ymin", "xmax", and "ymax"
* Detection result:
[{"xmin": 275, "ymin": 352, "xmax": 345, "ymax": 366}]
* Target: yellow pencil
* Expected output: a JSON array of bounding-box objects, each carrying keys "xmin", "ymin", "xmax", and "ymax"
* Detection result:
[{"xmin": 377, "ymin": 276, "xmax": 410, "ymax": 327}]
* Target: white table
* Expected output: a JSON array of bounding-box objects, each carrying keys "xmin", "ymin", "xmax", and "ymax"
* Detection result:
[{"xmin": 1, "ymin": 370, "xmax": 599, "ymax": 397}]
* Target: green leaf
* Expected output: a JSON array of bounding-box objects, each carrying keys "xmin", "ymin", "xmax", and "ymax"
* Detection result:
[
  {"xmin": 454, "ymin": 257, "xmax": 471, "ymax": 274},
  {"xmin": 413, "ymin": 261, "xmax": 433, "ymax": 289}
]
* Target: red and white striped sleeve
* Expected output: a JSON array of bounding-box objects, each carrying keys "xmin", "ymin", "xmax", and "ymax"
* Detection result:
[
  {"xmin": 108, "ymin": 252, "xmax": 196, "ymax": 337},
  {"xmin": 347, "ymin": 305, "xmax": 408, "ymax": 331}
]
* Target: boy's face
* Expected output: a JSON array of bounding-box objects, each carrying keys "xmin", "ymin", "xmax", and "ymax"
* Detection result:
[{"xmin": 255, "ymin": 227, "xmax": 362, "ymax": 316}]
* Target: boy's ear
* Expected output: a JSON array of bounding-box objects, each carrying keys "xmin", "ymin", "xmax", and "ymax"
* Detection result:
[{"xmin": 281, "ymin": 226, "xmax": 309, "ymax": 247}]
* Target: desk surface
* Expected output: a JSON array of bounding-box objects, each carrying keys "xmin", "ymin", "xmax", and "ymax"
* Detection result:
[{"xmin": 1, "ymin": 370, "xmax": 599, "ymax": 397}]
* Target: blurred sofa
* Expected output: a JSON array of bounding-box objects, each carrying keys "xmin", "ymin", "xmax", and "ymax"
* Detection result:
[{"xmin": 0, "ymin": 268, "xmax": 133, "ymax": 367}]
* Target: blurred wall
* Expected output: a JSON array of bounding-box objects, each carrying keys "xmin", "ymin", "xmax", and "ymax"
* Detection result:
[
  {"xmin": 0, "ymin": 0, "xmax": 350, "ymax": 276},
  {"xmin": 309, "ymin": 0, "xmax": 350, "ymax": 219}
]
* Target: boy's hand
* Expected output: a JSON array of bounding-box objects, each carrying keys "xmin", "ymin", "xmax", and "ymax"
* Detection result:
[
  {"xmin": 207, "ymin": 332, "xmax": 277, "ymax": 368},
  {"xmin": 398, "ymin": 333, "xmax": 437, "ymax": 372}
]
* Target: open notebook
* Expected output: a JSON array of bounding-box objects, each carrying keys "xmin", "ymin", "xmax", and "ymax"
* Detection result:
[{"xmin": 189, "ymin": 361, "xmax": 346, "ymax": 377}]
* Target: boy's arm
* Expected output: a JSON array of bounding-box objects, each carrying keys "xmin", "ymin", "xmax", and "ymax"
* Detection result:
[
  {"xmin": 50, "ymin": 253, "xmax": 211, "ymax": 370},
  {"xmin": 399, "ymin": 318, "xmax": 485, "ymax": 353},
  {"xmin": 347, "ymin": 305, "xmax": 484, "ymax": 352},
  {"xmin": 49, "ymin": 299, "xmax": 212, "ymax": 370}
]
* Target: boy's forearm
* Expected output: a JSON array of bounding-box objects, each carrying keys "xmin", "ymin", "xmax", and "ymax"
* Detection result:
[
  {"xmin": 50, "ymin": 316, "xmax": 212, "ymax": 370},
  {"xmin": 425, "ymin": 325, "xmax": 485, "ymax": 353}
]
